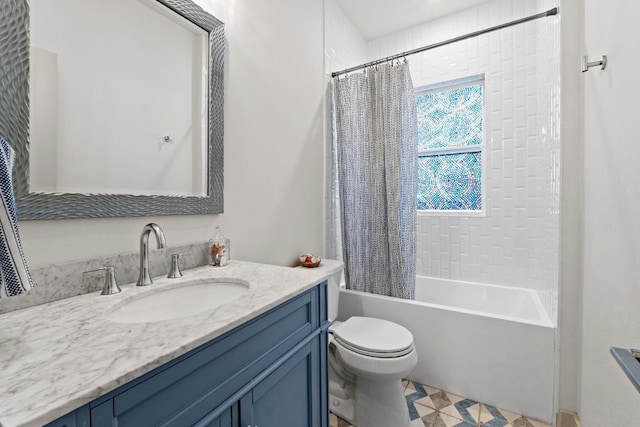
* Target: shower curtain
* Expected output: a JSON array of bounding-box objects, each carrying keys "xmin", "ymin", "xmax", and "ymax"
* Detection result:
[{"xmin": 332, "ymin": 62, "xmax": 417, "ymax": 300}]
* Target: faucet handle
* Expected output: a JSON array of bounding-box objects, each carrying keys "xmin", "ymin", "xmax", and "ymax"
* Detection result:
[
  {"xmin": 84, "ymin": 266, "xmax": 121, "ymax": 295},
  {"xmin": 167, "ymin": 253, "xmax": 183, "ymax": 279}
]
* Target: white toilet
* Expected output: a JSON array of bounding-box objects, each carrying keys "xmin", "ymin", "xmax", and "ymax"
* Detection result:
[{"xmin": 304, "ymin": 260, "xmax": 418, "ymax": 427}]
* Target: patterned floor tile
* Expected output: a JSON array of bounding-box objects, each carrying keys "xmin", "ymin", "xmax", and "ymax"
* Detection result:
[
  {"xmin": 413, "ymin": 401, "xmax": 439, "ymax": 419},
  {"xmin": 427, "ymin": 390, "xmax": 454, "ymax": 409},
  {"xmin": 412, "ymin": 386, "xmax": 480, "ymax": 425},
  {"xmin": 333, "ymin": 379, "xmax": 551, "ymax": 427},
  {"xmin": 453, "ymin": 399, "xmax": 481, "ymax": 425},
  {"xmin": 478, "ymin": 403, "xmax": 552, "ymax": 427},
  {"xmin": 518, "ymin": 417, "xmax": 552, "ymax": 427},
  {"xmin": 413, "ymin": 411, "xmax": 477, "ymax": 427},
  {"xmin": 424, "ymin": 384, "xmax": 444, "ymax": 396},
  {"xmin": 405, "ymin": 380, "xmax": 429, "ymax": 401},
  {"xmin": 329, "ymin": 412, "xmax": 355, "ymax": 427},
  {"xmin": 405, "ymin": 380, "xmax": 430, "ymax": 420},
  {"xmin": 478, "ymin": 403, "xmax": 512, "ymax": 426},
  {"xmin": 511, "ymin": 417, "xmax": 537, "ymax": 427}
]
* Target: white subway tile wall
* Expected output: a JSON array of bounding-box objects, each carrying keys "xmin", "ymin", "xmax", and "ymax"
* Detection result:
[
  {"xmin": 323, "ymin": 0, "xmax": 367, "ymax": 75},
  {"xmin": 325, "ymin": 0, "xmax": 559, "ymax": 324}
]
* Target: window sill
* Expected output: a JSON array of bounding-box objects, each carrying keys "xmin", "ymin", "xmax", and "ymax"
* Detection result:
[{"xmin": 417, "ymin": 209, "xmax": 486, "ymax": 218}]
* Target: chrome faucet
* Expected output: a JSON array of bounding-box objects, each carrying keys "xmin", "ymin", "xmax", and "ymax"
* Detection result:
[{"xmin": 137, "ymin": 223, "xmax": 167, "ymax": 286}]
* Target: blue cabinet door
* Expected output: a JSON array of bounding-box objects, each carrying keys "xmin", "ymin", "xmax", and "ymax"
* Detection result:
[
  {"xmin": 90, "ymin": 400, "xmax": 114, "ymax": 427},
  {"xmin": 193, "ymin": 403, "xmax": 237, "ymax": 427},
  {"xmin": 44, "ymin": 406, "xmax": 89, "ymax": 427},
  {"xmin": 240, "ymin": 336, "xmax": 322, "ymax": 427}
]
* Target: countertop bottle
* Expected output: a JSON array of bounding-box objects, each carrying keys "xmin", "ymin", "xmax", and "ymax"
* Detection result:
[{"xmin": 211, "ymin": 226, "xmax": 228, "ymax": 266}]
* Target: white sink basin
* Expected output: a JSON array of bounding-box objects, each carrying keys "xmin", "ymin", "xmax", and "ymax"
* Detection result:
[{"xmin": 107, "ymin": 278, "xmax": 250, "ymax": 324}]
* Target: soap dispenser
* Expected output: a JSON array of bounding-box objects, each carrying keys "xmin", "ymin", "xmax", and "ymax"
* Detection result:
[{"xmin": 210, "ymin": 226, "xmax": 229, "ymax": 266}]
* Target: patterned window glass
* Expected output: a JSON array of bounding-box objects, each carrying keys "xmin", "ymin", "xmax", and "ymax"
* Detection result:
[
  {"xmin": 417, "ymin": 152, "xmax": 482, "ymax": 210},
  {"xmin": 415, "ymin": 78, "xmax": 484, "ymax": 211}
]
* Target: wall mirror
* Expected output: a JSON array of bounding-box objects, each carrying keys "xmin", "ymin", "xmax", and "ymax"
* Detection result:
[{"xmin": 0, "ymin": 0, "xmax": 224, "ymax": 219}]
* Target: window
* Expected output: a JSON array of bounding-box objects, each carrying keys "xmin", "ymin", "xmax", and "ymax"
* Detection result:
[{"xmin": 415, "ymin": 76, "xmax": 484, "ymax": 213}]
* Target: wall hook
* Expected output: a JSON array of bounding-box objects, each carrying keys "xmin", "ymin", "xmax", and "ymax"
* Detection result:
[{"xmin": 581, "ymin": 55, "xmax": 607, "ymax": 72}]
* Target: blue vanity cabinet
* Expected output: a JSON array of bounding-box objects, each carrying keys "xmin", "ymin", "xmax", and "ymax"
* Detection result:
[
  {"xmin": 194, "ymin": 405, "xmax": 237, "ymax": 427},
  {"xmin": 44, "ymin": 407, "xmax": 89, "ymax": 427},
  {"xmin": 45, "ymin": 282, "xmax": 328, "ymax": 427},
  {"xmin": 239, "ymin": 335, "xmax": 321, "ymax": 427}
]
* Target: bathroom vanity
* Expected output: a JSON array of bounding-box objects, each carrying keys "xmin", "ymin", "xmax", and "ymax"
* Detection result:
[{"xmin": 0, "ymin": 261, "xmax": 335, "ymax": 427}]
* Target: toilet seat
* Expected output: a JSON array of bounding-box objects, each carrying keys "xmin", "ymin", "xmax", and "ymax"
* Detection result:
[{"xmin": 333, "ymin": 316, "xmax": 414, "ymax": 358}]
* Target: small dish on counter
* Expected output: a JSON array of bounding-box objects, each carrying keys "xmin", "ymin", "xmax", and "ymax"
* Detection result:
[{"xmin": 299, "ymin": 254, "xmax": 321, "ymax": 268}]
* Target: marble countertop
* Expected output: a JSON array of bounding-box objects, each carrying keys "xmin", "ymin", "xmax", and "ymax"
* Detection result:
[{"xmin": 0, "ymin": 260, "xmax": 341, "ymax": 427}]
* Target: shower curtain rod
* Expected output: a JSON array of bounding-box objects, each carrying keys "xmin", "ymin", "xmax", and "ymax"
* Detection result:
[{"xmin": 331, "ymin": 7, "xmax": 559, "ymax": 78}]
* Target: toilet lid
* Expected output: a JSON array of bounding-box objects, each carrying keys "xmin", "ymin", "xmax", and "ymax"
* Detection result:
[{"xmin": 333, "ymin": 316, "xmax": 414, "ymax": 358}]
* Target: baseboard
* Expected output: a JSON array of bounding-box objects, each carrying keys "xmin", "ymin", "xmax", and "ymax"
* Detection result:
[{"xmin": 557, "ymin": 410, "xmax": 582, "ymax": 427}]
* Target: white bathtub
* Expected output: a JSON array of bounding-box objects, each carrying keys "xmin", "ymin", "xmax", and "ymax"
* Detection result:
[{"xmin": 337, "ymin": 275, "xmax": 555, "ymax": 423}]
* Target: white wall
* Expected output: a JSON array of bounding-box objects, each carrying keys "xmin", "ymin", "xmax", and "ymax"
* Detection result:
[
  {"xmin": 578, "ymin": 0, "xmax": 640, "ymax": 425},
  {"xmin": 364, "ymin": 0, "xmax": 561, "ymax": 323},
  {"xmin": 18, "ymin": 0, "xmax": 325, "ymax": 269},
  {"xmin": 557, "ymin": 0, "xmax": 583, "ymax": 414}
]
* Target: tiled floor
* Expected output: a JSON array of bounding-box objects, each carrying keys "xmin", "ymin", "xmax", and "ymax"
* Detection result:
[{"xmin": 329, "ymin": 380, "xmax": 553, "ymax": 427}]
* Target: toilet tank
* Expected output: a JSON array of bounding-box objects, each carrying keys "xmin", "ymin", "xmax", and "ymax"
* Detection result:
[
  {"xmin": 296, "ymin": 259, "xmax": 343, "ymax": 321},
  {"xmin": 325, "ymin": 262, "xmax": 343, "ymax": 321}
]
